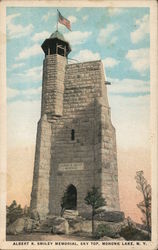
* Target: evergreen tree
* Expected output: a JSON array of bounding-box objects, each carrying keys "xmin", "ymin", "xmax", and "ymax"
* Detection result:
[
  {"xmin": 7, "ymin": 200, "xmax": 23, "ymax": 225},
  {"xmin": 84, "ymin": 186, "xmax": 106, "ymax": 236}
]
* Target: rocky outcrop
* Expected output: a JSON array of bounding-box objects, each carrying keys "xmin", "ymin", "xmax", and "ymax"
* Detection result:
[
  {"xmin": 6, "ymin": 217, "xmax": 40, "ymax": 235},
  {"xmin": 30, "ymin": 209, "xmax": 40, "ymax": 221},
  {"xmin": 38, "ymin": 215, "xmax": 69, "ymax": 234},
  {"xmin": 51, "ymin": 217, "xmax": 69, "ymax": 234},
  {"xmin": 7, "ymin": 218, "xmax": 25, "ymax": 235},
  {"xmin": 63, "ymin": 210, "xmax": 79, "ymax": 220},
  {"xmin": 94, "ymin": 211, "xmax": 125, "ymax": 223}
]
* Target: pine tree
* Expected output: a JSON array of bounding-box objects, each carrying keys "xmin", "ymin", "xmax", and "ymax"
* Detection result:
[{"xmin": 84, "ymin": 186, "xmax": 106, "ymax": 236}]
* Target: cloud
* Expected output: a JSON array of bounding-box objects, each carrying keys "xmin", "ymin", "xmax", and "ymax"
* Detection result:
[
  {"xmin": 108, "ymin": 93, "xmax": 150, "ymax": 149},
  {"xmin": 11, "ymin": 63, "xmax": 25, "ymax": 70},
  {"xmin": 107, "ymin": 8, "xmax": 123, "ymax": 16},
  {"xmin": 16, "ymin": 66, "xmax": 42, "ymax": 83},
  {"xmin": 7, "ymin": 88, "xmax": 20, "ymax": 99},
  {"xmin": 97, "ymin": 24, "xmax": 119, "ymax": 44},
  {"xmin": 68, "ymin": 16, "xmax": 77, "ymax": 24},
  {"xmin": 7, "ymin": 86, "xmax": 42, "ymax": 101},
  {"xmin": 64, "ymin": 31, "xmax": 92, "ymax": 46},
  {"xmin": 32, "ymin": 31, "xmax": 50, "ymax": 42},
  {"xmin": 7, "ymin": 100, "xmax": 41, "ymax": 147},
  {"xmin": 103, "ymin": 57, "xmax": 120, "ymax": 68},
  {"xmin": 42, "ymin": 11, "xmax": 56, "ymax": 22},
  {"xmin": 126, "ymin": 48, "xmax": 149, "ymax": 74},
  {"xmin": 16, "ymin": 44, "xmax": 42, "ymax": 61},
  {"xmin": 7, "ymin": 13, "xmax": 33, "ymax": 39},
  {"xmin": 131, "ymin": 15, "xmax": 149, "ymax": 44},
  {"xmin": 108, "ymin": 78, "xmax": 149, "ymax": 95},
  {"xmin": 82, "ymin": 15, "xmax": 88, "ymax": 21},
  {"xmin": 74, "ymin": 49, "xmax": 100, "ymax": 62}
]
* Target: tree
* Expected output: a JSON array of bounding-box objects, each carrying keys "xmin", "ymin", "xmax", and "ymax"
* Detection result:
[
  {"xmin": 23, "ymin": 205, "xmax": 30, "ymax": 217},
  {"xmin": 135, "ymin": 171, "xmax": 151, "ymax": 237},
  {"xmin": 6, "ymin": 200, "xmax": 23, "ymax": 225},
  {"xmin": 84, "ymin": 186, "xmax": 106, "ymax": 236}
]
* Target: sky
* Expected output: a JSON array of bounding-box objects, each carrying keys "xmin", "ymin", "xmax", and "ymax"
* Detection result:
[{"xmin": 6, "ymin": 7, "xmax": 150, "ymax": 222}]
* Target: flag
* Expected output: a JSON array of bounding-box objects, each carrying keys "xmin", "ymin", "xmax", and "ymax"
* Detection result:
[{"xmin": 57, "ymin": 10, "xmax": 71, "ymax": 31}]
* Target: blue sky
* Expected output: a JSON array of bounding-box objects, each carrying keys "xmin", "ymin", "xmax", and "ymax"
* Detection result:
[{"xmin": 6, "ymin": 7, "xmax": 150, "ymax": 149}]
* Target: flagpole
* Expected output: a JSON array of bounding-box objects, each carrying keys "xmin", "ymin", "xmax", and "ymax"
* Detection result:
[{"xmin": 56, "ymin": 9, "xmax": 59, "ymax": 31}]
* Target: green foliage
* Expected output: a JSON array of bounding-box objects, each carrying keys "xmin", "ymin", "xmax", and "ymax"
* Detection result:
[
  {"xmin": 84, "ymin": 186, "xmax": 106, "ymax": 236},
  {"xmin": 84, "ymin": 186, "xmax": 106, "ymax": 212},
  {"xmin": 120, "ymin": 223, "xmax": 150, "ymax": 241},
  {"xmin": 95, "ymin": 224, "xmax": 115, "ymax": 239},
  {"xmin": 7, "ymin": 200, "xmax": 23, "ymax": 225},
  {"xmin": 23, "ymin": 205, "xmax": 30, "ymax": 217},
  {"xmin": 135, "ymin": 171, "xmax": 151, "ymax": 233}
]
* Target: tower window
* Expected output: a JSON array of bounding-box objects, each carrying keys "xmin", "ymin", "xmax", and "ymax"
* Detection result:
[{"xmin": 71, "ymin": 129, "xmax": 75, "ymax": 141}]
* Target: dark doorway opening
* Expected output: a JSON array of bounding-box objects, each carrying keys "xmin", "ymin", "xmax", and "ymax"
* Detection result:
[{"xmin": 61, "ymin": 184, "xmax": 77, "ymax": 210}]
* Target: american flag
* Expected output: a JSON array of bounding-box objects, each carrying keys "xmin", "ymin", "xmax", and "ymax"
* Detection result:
[{"xmin": 57, "ymin": 10, "xmax": 71, "ymax": 31}]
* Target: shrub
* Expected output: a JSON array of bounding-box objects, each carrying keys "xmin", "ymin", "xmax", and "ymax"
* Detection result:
[
  {"xmin": 95, "ymin": 224, "xmax": 116, "ymax": 239},
  {"xmin": 120, "ymin": 224, "xmax": 150, "ymax": 241},
  {"xmin": 7, "ymin": 200, "xmax": 23, "ymax": 226}
]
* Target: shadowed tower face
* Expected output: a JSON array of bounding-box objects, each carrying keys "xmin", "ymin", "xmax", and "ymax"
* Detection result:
[{"xmin": 30, "ymin": 30, "xmax": 120, "ymax": 219}]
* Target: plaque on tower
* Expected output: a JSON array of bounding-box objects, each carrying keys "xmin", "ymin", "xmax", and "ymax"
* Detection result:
[{"xmin": 58, "ymin": 162, "xmax": 84, "ymax": 171}]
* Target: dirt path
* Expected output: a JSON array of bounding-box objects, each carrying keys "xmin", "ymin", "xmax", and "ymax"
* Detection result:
[{"xmin": 7, "ymin": 233, "xmax": 93, "ymax": 241}]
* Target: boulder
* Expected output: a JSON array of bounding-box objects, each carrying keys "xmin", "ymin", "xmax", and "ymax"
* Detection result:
[
  {"xmin": 81, "ymin": 220, "xmax": 92, "ymax": 233},
  {"xmin": 7, "ymin": 218, "xmax": 25, "ymax": 235},
  {"xmin": 39, "ymin": 215, "xmax": 69, "ymax": 234},
  {"xmin": 63, "ymin": 210, "xmax": 79, "ymax": 220},
  {"xmin": 7, "ymin": 217, "xmax": 41, "ymax": 235},
  {"xmin": 96, "ymin": 206, "xmax": 114, "ymax": 213},
  {"xmin": 67, "ymin": 217, "xmax": 83, "ymax": 234},
  {"xmin": 24, "ymin": 218, "xmax": 40, "ymax": 232},
  {"xmin": 30, "ymin": 209, "xmax": 40, "ymax": 221},
  {"xmin": 94, "ymin": 211, "xmax": 125, "ymax": 222},
  {"xmin": 119, "ymin": 218, "xmax": 150, "ymax": 241},
  {"xmin": 52, "ymin": 217, "xmax": 69, "ymax": 234}
]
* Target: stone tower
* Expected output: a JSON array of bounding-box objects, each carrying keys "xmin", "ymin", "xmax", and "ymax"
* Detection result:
[{"xmin": 30, "ymin": 30, "xmax": 120, "ymax": 219}]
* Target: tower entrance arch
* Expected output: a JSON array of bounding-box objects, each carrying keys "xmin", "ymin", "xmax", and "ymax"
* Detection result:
[{"xmin": 62, "ymin": 184, "xmax": 77, "ymax": 210}]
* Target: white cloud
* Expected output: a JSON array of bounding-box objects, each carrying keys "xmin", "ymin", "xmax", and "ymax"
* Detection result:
[
  {"xmin": 12, "ymin": 63, "xmax": 25, "ymax": 69},
  {"xmin": 7, "ymin": 88, "xmax": 20, "ymax": 99},
  {"xmin": 107, "ymin": 8, "xmax": 123, "ymax": 16},
  {"xmin": 42, "ymin": 11, "xmax": 56, "ymax": 22},
  {"xmin": 97, "ymin": 24, "xmax": 119, "ymax": 44},
  {"xmin": 126, "ymin": 48, "xmax": 149, "ymax": 74},
  {"xmin": 32, "ymin": 31, "xmax": 50, "ymax": 42},
  {"xmin": 103, "ymin": 57, "xmax": 120, "ymax": 68},
  {"xmin": 108, "ymin": 93, "xmax": 150, "ymax": 149},
  {"xmin": 108, "ymin": 78, "xmax": 149, "ymax": 94},
  {"xmin": 82, "ymin": 15, "xmax": 88, "ymax": 21},
  {"xmin": 7, "ymin": 86, "xmax": 42, "ymax": 100},
  {"xmin": 74, "ymin": 49, "xmax": 100, "ymax": 62},
  {"xmin": 131, "ymin": 15, "xmax": 149, "ymax": 44},
  {"xmin": 7, "ymin": 13, "xmax": 33, "ymax": 39},
  {"xmin": 17, "ymin": 66, "xmax": 42, "ymax": 83},
  {"xmin": 64, "ymin": 31, "xmax": 92, "ymax": 46},
  {"xmin": 68, "ymin": 16, "xmax": 77, "ymax": 24},
  {"xmin": 16, "ymin": 44, "xmax": 42, "ymax": 61},
  {"xmin": 7, "ymin": 100, "xmax": 41, "ymax": 147}
]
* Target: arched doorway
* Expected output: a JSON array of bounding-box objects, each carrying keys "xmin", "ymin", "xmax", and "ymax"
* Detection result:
[{"xmin": 61, "ymin": 184, "xmax": 77, "ymax": 210}]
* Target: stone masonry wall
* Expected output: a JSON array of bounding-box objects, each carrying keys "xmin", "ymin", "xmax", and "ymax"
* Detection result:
[
  {"xmin": 31, "ymin": 55, "xmax": 120, "ymax": 219},
  {"xmin": 48, "ymin": 60, "xmax": 120, "ymax": 216},
  {"xmin": 41, "ymin": 54, "xmax": 66, "ymax": 116},
  {"xmin": 30, "ymin": 115, "xmax": 52, "ymax": 219}
]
